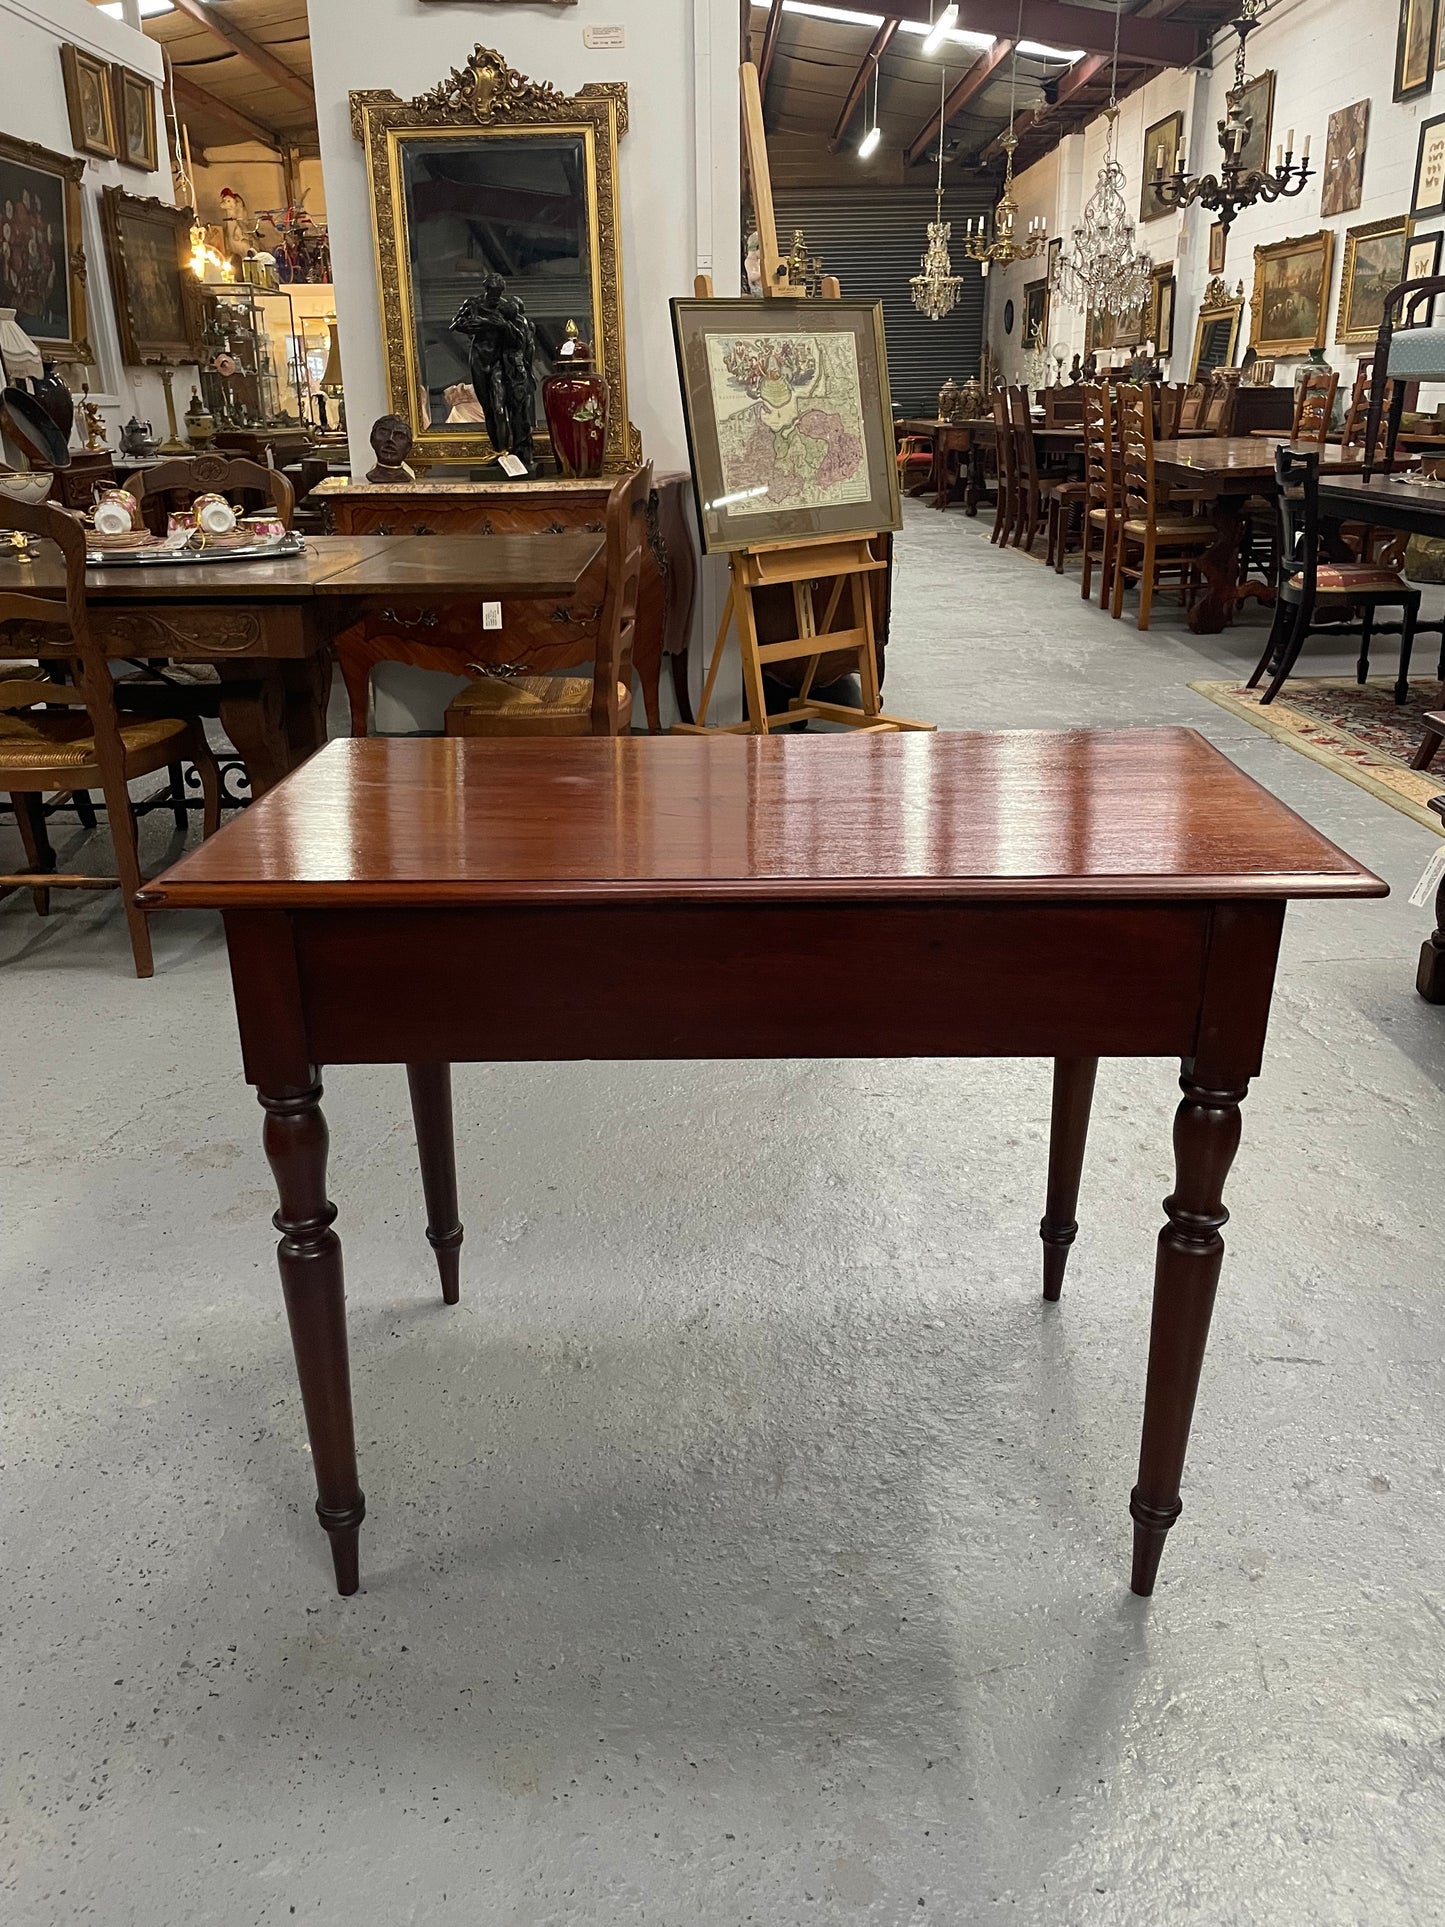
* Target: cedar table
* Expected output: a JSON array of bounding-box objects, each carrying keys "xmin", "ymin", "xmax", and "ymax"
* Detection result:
[
  {"xmin": 0, "ymin": 532, "xmax": 601, "ymax": 792},
  {"xmin": 141, "ymin": 731, "xmax": 1384, "ymax": 1600},
  {"xmin": 1152, "ymin": 438, "xmax": 1380, "ymax": 634}
]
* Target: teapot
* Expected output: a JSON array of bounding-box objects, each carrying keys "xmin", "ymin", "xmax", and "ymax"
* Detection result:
[{"xmin": 119, "ymin": 416, "xmax": 159, "ymax": 459}]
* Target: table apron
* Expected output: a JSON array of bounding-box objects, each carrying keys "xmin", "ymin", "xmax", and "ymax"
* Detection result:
[
  {"xmin": 12, "ymin": 600, "xmax": 323, "ymax": 661},
  {"xmin": 240, "ymin": 901, "xmax": 1222, "ymax": 1068}
]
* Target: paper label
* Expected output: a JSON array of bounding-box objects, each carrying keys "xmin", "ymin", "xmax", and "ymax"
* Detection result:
[
  {"xmin": 482, "ymin": 602, "xmax": 503, "ymax": 632},
  {"xmin": 1409, "ymin": 840, "xmax": 1445, "ymax": 908},
  {"xmin": 584, "ymin": 26, "xmax": 625, "ymax": 49},
  {"xmin": 497, "ymin": 452, "xmax": 529, "ymax": 478}
]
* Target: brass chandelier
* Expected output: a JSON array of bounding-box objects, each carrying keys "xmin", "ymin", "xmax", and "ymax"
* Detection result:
[
  {"xmin": 959, "ymin": 5, "xmax": 1047, "ymax": 277},
  {"xmin": 1150, "ymin": 0, "xmax": 1312, "ymax": 239},
  {"xmin": 1054, "ymin": 1, "xmax": 1153, "ymax": 319},
  {"xmin": 910, "ymin": 66, "xmax": 965, "ymax": 320}
]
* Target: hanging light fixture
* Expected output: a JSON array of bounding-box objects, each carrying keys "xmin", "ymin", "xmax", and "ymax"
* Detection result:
[
  {"xmin": 922, "ymin": 4, "xmax": 960, "ymax": 57},
  {"xmin": 959, "ymin": 1, "xmax": 1048, "ymax": 276},
  {"xmin": 1054, "ymin": 0, "xmax": 1154, "ymax": 319},
  {"xmin": 910, "ymin": 67, "xmax": 964, "ymax": 320},
  {"xmin": 858, "ymin": 64, "xmax": 882, "ymax": 160},
  {"xmin": 1150, "ymin": 0, "xmax": 1311, "ymax": 242}
]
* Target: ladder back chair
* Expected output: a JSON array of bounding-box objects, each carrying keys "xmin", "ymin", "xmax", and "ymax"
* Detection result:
[
  {"xmin": 0, "ymin": 496, "xmax": 220, "ymax": 976},
  {"xmin": 1079, "ymin": 384, "xmax": 1115, "ymax": 605},
  {"xmin": 1291, "ymin": 365, "xmax": 1340, "ymax": 449},
  {"xmin": 1111, "ymin": 386, "xmax": 1212, "ymax": 629},
  {"xmin": 1007, "ymin": 384, "xmax": 1043, "ymax": 552},
  {"xmin": 990, "ymin": 391, "xmax": 1017, "ymax": 547}
]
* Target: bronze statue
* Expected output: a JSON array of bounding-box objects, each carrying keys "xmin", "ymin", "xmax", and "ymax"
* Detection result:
[
  {"xmin": 366, "ymin": 413, "xmax": 414, "ymax": 483},
  {"xmin": 450, "ymin": 275, "xmax": 538, "ymax": 473}
]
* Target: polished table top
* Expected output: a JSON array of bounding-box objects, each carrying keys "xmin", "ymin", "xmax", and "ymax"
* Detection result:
[
  {"xmin": 1153, "ymin": 437, "xmax": 1378, "ymax": 488},
  {"xmin": 0, "ymin": 530, "xmax": 603, "ymax": 601},
  {"xmin": 1316, "ymin": 473, "xmax": 1445, "ymax": 517},
  {"xmin": 143, "ymin": 730, "xmax": 1385, "ymax": 912}
]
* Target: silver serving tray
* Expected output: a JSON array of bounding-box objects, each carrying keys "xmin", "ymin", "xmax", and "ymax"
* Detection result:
[{"xmin": 86, "ymin": 533, "xmax": 306, "ymax": 568}]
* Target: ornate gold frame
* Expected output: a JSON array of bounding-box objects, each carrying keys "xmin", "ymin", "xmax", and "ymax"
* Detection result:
[
  {"xmin": 1189, "ymin": 278, "xmax": 1243, "ymax": 382},
  {"xmin": 100, "ymin": 187, "xmax": 200, "ymax": 366},
  {"xmin": 351, "ymin": 45, "xmax": 639, "ymax": 470},
  {"xmin": 0, "ymin": 131, "xmax": 91, "ymax": 364},
  {"xmin": 1250, "ymin": 229, "xmax": 1334, "ymax": 359}
]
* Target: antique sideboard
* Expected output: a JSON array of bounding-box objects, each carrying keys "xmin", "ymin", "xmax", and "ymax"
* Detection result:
[{"xmin": 313, "ymin": 473, "xmax": 698, "ymax": 732}]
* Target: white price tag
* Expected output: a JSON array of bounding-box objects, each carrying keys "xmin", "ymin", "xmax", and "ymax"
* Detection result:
[
  {"xmin": 482, "ymin": 602, "xmax": 503, "ymax": 632},
  {"xmin": 584, "ymin": 26, "xmax": 626, "ymax": 49},
  {"xmin": 497, "ymin": 452, "xmax": 529, "ymax": 479},
  {"xmin": 1409, "ymin": 840, "xmax": 1445, "ymax": 908}
]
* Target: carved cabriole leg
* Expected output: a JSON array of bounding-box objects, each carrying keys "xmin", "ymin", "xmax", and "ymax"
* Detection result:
[
  {"xmin": 1129, "ymin": 1066, "xmax": 1248, "ymax": 1596},
  {"xmin": 406, "ymin": 1063, "xmax": 463, "ymax": 1304},
  {"xmin": 1040, "ymin": 1056, "xmax": 1098, "ymax": 1302},
  {"xmin": 260, "ymin": 1081, "xmax": 365, "ymax": 1595},
  {"xmin": 216, "ymin": 668, "xmax": 288, "ymax": 797}
]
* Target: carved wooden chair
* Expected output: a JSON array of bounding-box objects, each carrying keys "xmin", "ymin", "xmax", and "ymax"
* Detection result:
[
  {"xmin": 1246, "ymin": 445, "xmax": 1419, "ymax": 707},
  {"xmin": 1111, "ymin": 386, "xmax": 1212, "ymax": 629},
  {"xmin": 444, "ymin": 464, "xmax": 652, "ymax": 737},
  {"xmin": 989, "ymin": 392, "xmax": 1017, "ymax": 546},
  {"xmin": 126, "ymin": 454, "xmax": 296, "ymax": 533},
  {"xmin": 0, "ymin": 496, "xmax": 220, "ymax": 976},
  {"xmin": 1079, "ymin": 384, "xmax": 1116, "ymax": 606},
  {"xmin": 1177, "ymin": 383, "xmax": 1207, "ymax": 431},
  {"xmin": 1290, "ymin": 365, "xmax": 1339, "ymax": 449},
  {"xmin": 1007, "ymin": 385, "xmax": 1044, "ymax": 552}
]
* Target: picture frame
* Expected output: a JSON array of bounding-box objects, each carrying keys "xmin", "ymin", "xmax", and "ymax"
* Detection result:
[
  {"xmin": 1046, "ymin": 235, "xmax": 1061, "ymax": 286},
  {"xmin": 60, "ymin": 44, "xmax": 116, "ymax": 161},
  {"xmin": 1023, "ymin": 276, "xmax": 1049, "ymax": 348},
  {"xmin": 1231, "ymin": 71, "xmax": 1275, "ymax": 177},
  {"xmin": 0, "ymin": 131, "xmax": 91, "ymax": 362},
  {"xmin": 670, "ymin": 296, "xmax": 902, "ymax": 555},
  {"xmin": 1396, "ymin": 0, "xmax": 1439, "ymax": 101},
  {"xmin": 1140, "ymin": 111, "xmax": 1184, "ymax": 222},
  {"xmin": 100, "ymin": 187, "xmax": 199, "ymax": 366},
  {"xmin": 1189, "ymin": 292, "xmax": 1243, "ymax": 382},
  {"xmin": 1337, "ymin": 214, "xmax": 1413, "ymax": 346},
  {"xmin": 1413, "ymin": 111, "xmax": 1445, "ymax": 220},
  {"xmin": 351, "ymin": 44, "xmax": 638, "ymax": 471},
  {"xmin": 111, "ymin": 67, "xmax": 159, "ymax": 173},
  {"xmin": 1250, "ymin": 229, "xmax": 1334, "ymax": 357},
  {"xmin": 1438, "ymin": 0, "xmax": 1445, "ymax": 67},
  {"xmin": 1208, "ymin": 222, "xmax": 1227, "ymax": 275},
  {"xmin": 1321, "ymin": 100, "xmax": 1369, "ymax": 219},
  {"xmin": 1111, "ymin": 289, "xmax": 1149, "ymax": 350},
  {"xmin": 1149, "ymin": 263, "xmax": 1176, "ymax": 358},
  {"xmin": 1406, "ymin": 230, "xmax": 1443, "ymax": 320}
]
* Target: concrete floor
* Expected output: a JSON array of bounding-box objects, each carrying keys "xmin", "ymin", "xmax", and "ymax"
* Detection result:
[{"xmin": 3, "ymin": 504, "xmax": 1443, "ymax": 1926}]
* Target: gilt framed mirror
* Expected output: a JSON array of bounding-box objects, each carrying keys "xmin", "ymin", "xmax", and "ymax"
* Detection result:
[{"xmin": 351, "ymin": 45, "xmax": 638, "ymax": 470}]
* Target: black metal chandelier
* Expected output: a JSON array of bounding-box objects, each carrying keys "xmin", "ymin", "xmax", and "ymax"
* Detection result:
[{"xmin": 1149, "ymin": 0, "xmax": 1311, "ymax": 240}]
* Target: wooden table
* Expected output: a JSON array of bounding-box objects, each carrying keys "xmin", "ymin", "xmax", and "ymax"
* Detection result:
[
  {"xmin": 1153, "ymin": 438, "xmax": 1381, "ymax": 633},
  {"xmin": 0, "ymin": 532, "xmax": 602, "ymax": 792},
  {"xmin": 142, "ymin": 730, "xmax": 1384, "ymax": 1602}
]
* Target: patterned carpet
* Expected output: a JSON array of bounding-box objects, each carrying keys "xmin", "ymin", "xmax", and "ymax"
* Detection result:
[{"xmin": 1190, "ymin": 677, "xmax": 1445, "ymax": 832}]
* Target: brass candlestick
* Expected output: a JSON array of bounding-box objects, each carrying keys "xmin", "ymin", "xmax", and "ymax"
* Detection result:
[{"xmin": 157, "ymin": 366, "xmax": 189, "ymax": 453}]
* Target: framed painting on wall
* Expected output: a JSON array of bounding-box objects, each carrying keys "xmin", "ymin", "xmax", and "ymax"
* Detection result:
[
  {"xmin": 1337, "ymin": 214, "xmax": 1412, "ymax": 345},
  {"xmin": 1140, "ymin": 111, "xmax": 1184, "ymax": 222},
  {"xmin": 1396, "ymin": 0, "xmax": 1439, "ymax": 101},
  {"xmin": 60, "ymin": 44, "xmax": 116, "ymax": 161},
  {"xmin": 1208, "ymin": 222, "xmax": 1227, "ymax": 274},
  {"xmin": 1406, "ymin": 230, "xmax": 1442, "ymax": 320},
  {"xmin": 1149, "ymin": 264, "xmax": 1176, "ymax": 357},
  {"xmin": 1413, "ymin": 112, "xmax": 1445, "ymax": 219},
  {"xmin": 1321, "ymin": 99, "xmax": 1369, "ymax": 219},
  {"xmin": 1023, "ymin": 276, "xmax": 1049, "ymax": 347},
  {"xmin": 111, "ymin": 68, "xmax": 159, "ymax": 172},
  {"xmin": 100, "ymin": 187, "xmax": 198, "ymax": 366},
  {"xmin": 0, "ymin": 132, "xmax": 90, "ymax": 361},
  {"xmin": 671, "ymin": 296, "xmax": 901, "ymax": 554},
  {"xmin": 1250, "ymin": 230, "xmax": 1334, "ymax": 357},
  {"xmin": 1231, "ymin": 72, "xmax": 1275, "ymax": 176},
  {"xmin": 1189, "ymin": 292, "xmax": 1243, "ymax": 381}
]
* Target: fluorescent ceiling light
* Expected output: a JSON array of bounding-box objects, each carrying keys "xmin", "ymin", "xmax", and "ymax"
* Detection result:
[
  {"xmin": 98, "ymin": 1, "xmax": 178, "ymax": 16},
  {"xmin": 1017, "ymin": 41, "xmax": 1088, "ymax": 60},
  {"xmin": 858, "ymin": 123, "xmax": 882, "ymax": 159},
  {"xmin": 755, "ymin": 4, "xmax": 994, "ymax": 51},
  {"xmin": 922, "ymin": 5, "xmax": 960, "ymax": 56}
]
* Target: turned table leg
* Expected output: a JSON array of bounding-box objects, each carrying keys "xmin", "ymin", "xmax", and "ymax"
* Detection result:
[
  {"xmin": 1187, "ymin": 492, "xmax": 1248, "ymax": 636},
  {"xmin": 260, "ymin": 1080, "xmax": 365, "ymax": 1596},
  {"xmin": 406, "ymin": 1063, "xmax": 463, "ymax": 1304},
  {"xmin": 1040, "ymin": 1056, "xmax": 1098, "ymax": 1301},
  {"xmin": 1130, "ymin": 1064, "xmax": 1249, "ymax": 1596}
]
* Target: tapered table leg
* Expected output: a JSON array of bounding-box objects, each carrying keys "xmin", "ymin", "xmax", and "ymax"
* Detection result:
[
  {"xmin": 1129, "ymin": 1066, "xmax": 1249, "ymax": 1596},
  {"xmin": 407, "ymin": 1063, "xmax": 463, "ymax": 1305},
  {"xmin": 1040, "ymin": 1055, "xmax": 1098, "ymax": 1301},
  {"xmin": 260, "ymin": 1081, "xmax": 364, "ymax": 1596}
]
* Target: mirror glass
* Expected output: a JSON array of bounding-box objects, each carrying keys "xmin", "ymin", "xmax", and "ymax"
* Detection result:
[{"xmin": 400, "ymin": 134, "xmax": 594, "ymax": 433}]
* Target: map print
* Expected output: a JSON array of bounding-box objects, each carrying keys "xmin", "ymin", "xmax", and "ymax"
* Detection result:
[{"xmin": 705, "ymin": 330, "xmax": 870, "ymax": 518}]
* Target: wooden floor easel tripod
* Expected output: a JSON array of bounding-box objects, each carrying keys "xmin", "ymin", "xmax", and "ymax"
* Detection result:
[{"xmin": 674, "ymin": 64, "xmax": 933, "ymax": 738}]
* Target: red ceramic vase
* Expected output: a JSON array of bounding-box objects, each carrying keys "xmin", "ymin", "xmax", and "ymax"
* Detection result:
[{"xmin": 543, "ymin": 321, "xmax": 609, "ymax": 477}]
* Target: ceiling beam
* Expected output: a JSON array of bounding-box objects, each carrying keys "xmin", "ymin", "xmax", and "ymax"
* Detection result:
[
  {"xmin": 976, "ymin": 49, "xmax": 1107, "ymax": 162},
  {"xmin": 758, "ymin": 0, "xmax": 786, "ymax": 107},
  {"xmin": 822, "ymin": 0, "xmax": 1195, "ymax": 67},
  {"xmin": 904, "ymin": 38, "xmax": 1014, "ymax": 167},
  {"xmin": 164, "ymin": 0, "xmax": 316, "ymax": 109},
  {"xmin": 829, "ymin": 20, "xmax": 899, "ymax": 151},
  {"xmin": 169, "ymin": 67, "xmax": 283, "ymax": 151}
]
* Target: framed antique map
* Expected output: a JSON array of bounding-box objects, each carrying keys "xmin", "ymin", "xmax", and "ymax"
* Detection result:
[{"xmin": 671, "ymin": 298, "xmax": 900, "ymax": 554}]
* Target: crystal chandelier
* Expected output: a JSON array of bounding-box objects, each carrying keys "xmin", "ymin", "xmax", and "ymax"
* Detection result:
[
  {"xmin": 959, "ymin": 7, "xmax": 1047, "ymax": 277},
  {"xmin": 910, "ymin": 66, "xmax": 964, "ymax": 321},
  {"xmin": 1150, "ymin": 0, "xmax": 1311, "ymax": 240},
  {"xmin": 1055, "ymin": 2, "xmax": 1153, "ymax": 318}
]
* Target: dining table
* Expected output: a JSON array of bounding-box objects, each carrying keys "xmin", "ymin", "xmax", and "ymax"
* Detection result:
[
  {"xmin": 141, "ymin": 727, "xmax": 1384, "ymax": 1604},
  {"xmin": 1151, "ymin": 437, "xmax": 1385, "ymax": 634},
  {"xmin": 0, "ymin": 531, "xmax": 603, "ymax": 793}
]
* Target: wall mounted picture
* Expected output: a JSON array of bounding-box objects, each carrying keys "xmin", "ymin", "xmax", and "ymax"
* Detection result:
[
  {"xmin": 60, "ymin": 44, "xmax": 116, "ymax": 161},
  {"xmin": 1396, "ymin": 0, "xmax": 1439, "ymax": 101},
  {"xmin": 1413, "ymin": 111, "xmax": 1445, "ymax": 219},
  {"xmin": 1140, "ymin": 111, "xmax": 1184, "ymax": 222},
  {"xmin": 1046, "ymin": 235, "xmax": 1061, "ymax": 285},
  {"xmin": 1321, "ymin": 99, "xmax": 1369, "ymax": 218},
  {"xmin": 1231, "ymin": 71, "xmax": 1275, "ymax": 176},
  {"xmin": 1337, "ymin": 214, "xmax": 1413, "ymax": 345},
  {"xmin": 1438, "ymin": 0, "xmax": 1445, "ymax": 67},
  {"xmin": 112, "ymin": 68, "xmax": 159, "ymax": 173},
  {"xmin": 1250, "ymin": 229, "xmax": 1334, "ymax": 357},
  {"xmin": 1208, "ymin": 222, "xmax": 1227, "ymax": 274},
  {"xmin": 671, "ymin": 297, "xmax": 901, "ymax": 553},
  {"xmin": 1023, "ymin": 276, "xmax": 1048, "ymax": 347},
  {"xmin": 1189, "ymin": 294, "xmax": 1243, "ymax": 382},
  {"xmin": 1405, "ymin": 230, "xmax": 1443, "ymax": 321},
  {"xmin": 100, "ymin": 187, "xmax": 198, "ymax": 366},
  {"xmin": 0, "ymin": 132, "xmax": 91, "ymax": 361},
  {"xmin": 1150, "ymin": 264, "xmax": 1176, "ymax": 357}
]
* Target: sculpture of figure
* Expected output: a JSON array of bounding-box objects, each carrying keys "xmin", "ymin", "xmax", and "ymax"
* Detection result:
[
  {"xmin": 366, "ymin": 412, "xmax": 414, "ymax": 483},
  {"xmin": 218, "ymin": 185, "xmax": 253, "ymax": 268},
  {"xmin": 450, "ymin": 274, "xmax": 537, "ymax": 473}
]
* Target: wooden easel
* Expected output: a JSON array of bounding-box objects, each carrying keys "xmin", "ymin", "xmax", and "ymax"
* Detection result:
[{"xmin": 676, "ymin": 65, "xmax": 932, "ymax": 736}]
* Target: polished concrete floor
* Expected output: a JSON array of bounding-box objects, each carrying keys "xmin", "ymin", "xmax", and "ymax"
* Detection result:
[{"xmin": 3, "ymin": 504, "xmax": 1443, "ymax": 1926}]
